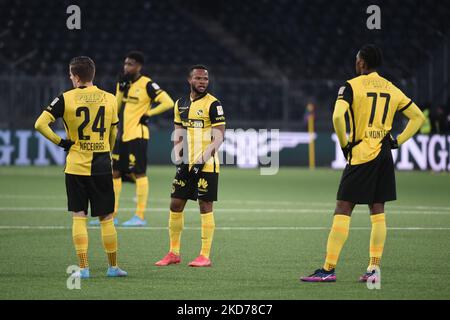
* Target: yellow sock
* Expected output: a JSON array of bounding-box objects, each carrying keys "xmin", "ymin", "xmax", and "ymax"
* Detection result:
[
  {"xmin": 135, "ymin": 176, "xmax": 148, "ymax": 220},
  {"xmin": 169, "ymin": 211, "xmax": 184, "ymax": 255},
  {"xmin": 100, "ymin": 218, "xmax": 118, "ymax": 267},
  {"xmin": 72, "ymin": 216, "xmax": 89, "ymax": 269},
  {"xmin": 323, "ymin": 214, "xmax": 351, "ymax": 271},
  {"xmin": 200, "ymin": 212, "xmax": 215, "ymax": 259},
  {"xmin": 369, "ymin": 213, "xmax": 386, "ymax": 270},
  {"xmin": 112, "ymin": 178, "xmax": 122, "ymax": 218}
]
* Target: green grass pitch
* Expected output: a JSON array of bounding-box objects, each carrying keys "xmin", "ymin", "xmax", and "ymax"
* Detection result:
[{"xmin": 0, "ymin": 166, "xmax": 449, "ymax": 300}]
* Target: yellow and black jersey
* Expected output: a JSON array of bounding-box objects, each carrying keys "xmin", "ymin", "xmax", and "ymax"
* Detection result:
[
  {"xmin": 337, "ymin": 72, "xmax": 416, "ymax": 165},
  {"xmin": 45, "ymin": 86, "xmax": 119, "ymax": 176},
  {"xmin": 174, "ymin": 92, "xmax": 226, "ymax": 173},
  {"xmin": 116, "ymin": 75, "xmax": 166, "ymax": 142}
]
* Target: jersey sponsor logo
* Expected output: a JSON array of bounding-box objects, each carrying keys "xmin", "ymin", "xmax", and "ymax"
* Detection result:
[
  {"xmin": 46, "ymin": 106, "xmax": 53, "ymax": 112},
  {"xmin": 173, "ymin": 178, "xmax": 186, "ymax": 187},
  {"xmin": 123, "ymin": 96, "xmax": 139, "ymax": 104},
  {"xmin": 216, "ymin": 105, "xmax": 224, "ymax": 115},
  {"xmin": 129, "ymin": 154, "xmax": 136, "ymax": 169},
  {"xmin": 198, "ymin": 178, "xmax": 208, "ymax": 191},
  {"xmin": 181, "ymin": 119, "xmax": 204, "ymax": 128},
  {"xmin": 215, "ymin": 116, "xmax": 225, "ymax": 122}
]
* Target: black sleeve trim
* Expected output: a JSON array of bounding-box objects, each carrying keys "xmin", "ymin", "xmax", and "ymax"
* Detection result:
[
  {"xmin": 399, "ymin": 100, "xmax": 413, "ymax": 112},
  {"xmin": 209, "ymin": 100, "xmax": 226, "ymax": 124},
  {"xmin": 174, "ymin": 121, "xmax": 182, "ymax": 126},
  {"xmin": 146, "ymin": 81, "xmax": 162, "ymax": 100},
  {"xmin": 45, "ymin": 94, "xmax": 65, "ymax": 119},
  {"xmin": 111, "ymin": 121, "xmax": 119, "ymax": 126},
  {"xmin": 337, "ymin": 82, "xmax": 353, "ymax": 106}
]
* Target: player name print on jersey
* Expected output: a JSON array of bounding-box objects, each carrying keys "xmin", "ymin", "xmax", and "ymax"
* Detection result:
[{"xmin": 74, "ymin": 92, "xmax": 107, "ymax": 104}]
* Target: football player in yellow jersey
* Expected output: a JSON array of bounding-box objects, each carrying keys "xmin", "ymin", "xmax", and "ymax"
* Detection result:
[
  {"xmin": 301, "ymin": 45, "xmax": 425, "ymax": 283},
  {"xmin": 108, "ymin": 51, "xmax": 174, "ymax": 227},
  {"xmin": 155, "ymin": 65, "xmax": 226, "ymax": 267},
  {"xmin": 34, "ymin": 56, "xmax": 127, "ymax": 278}
]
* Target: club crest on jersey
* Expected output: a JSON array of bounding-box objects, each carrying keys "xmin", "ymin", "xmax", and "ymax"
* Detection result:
[
  {"xmin": 196, "ymin": 109, "xmax": 204, "ymax": 116},
  {"xmin": 129, "ymin": 154, "xmax": 136, "ymax": 168}
]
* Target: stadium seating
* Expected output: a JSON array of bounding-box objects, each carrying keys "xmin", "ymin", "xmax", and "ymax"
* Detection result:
[
  {"xmin": 0, "ymin": 0, "xmax": 250, "ymax": 77},
  {"xmin": 2, "ymin": 0, "xmax": 448, "ymax": 79},
  {"xmin": 0, "ymin": 0, "xmax": 448, "ymax": 129}
]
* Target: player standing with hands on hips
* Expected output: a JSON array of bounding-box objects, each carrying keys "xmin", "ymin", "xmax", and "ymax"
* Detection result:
[
  {"xmin": 301, "ymin": 45, "xmax": 425, "ymax": 283},
  {"xmin": 35, "ymin": 56, "xmax": 127, "ymax": 278}
]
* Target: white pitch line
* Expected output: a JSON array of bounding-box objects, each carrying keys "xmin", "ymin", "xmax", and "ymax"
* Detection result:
[
  {"xmin": 1, "ymin": 225, "xmax": 450, "ymax": 231},
  {"xmin": 1, "ymin": 194, "xmax": 449, "ymax": 211},
  {"xmin": 1, "ymin": 207, "xmax": 450, "ymax": 215}
]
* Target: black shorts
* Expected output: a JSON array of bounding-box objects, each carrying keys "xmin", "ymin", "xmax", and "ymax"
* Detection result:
[
  {"xmin": 112, "ymin": 138, "xmax": 148, "ymax": 175},
  {"xmin": 171, "ymin": 170, "xmax": 219, "ymax": 202},
  {"xmin": 65, "ymin": 173, "xmax": 115, "ymax": 217},
  {"xmin": 337, "ymin": 141, "xmax": 396, "ymax": 204}
]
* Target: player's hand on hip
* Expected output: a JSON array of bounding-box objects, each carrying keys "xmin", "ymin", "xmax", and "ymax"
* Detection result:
[
  {"xmin": 58, "ymin": 139, "xmax": 75, "ymax": 152},
  {"xmin": 117, "ymin": 73, "xmax": 132, "ymax": 92},
  {"xmin": 342, "ymin": 140, "xmax": 362, "ymax": 159},
  {"xmin": 139, "ymin": 115, "xmax": 150, "ymax": 125},
  {"xmin": 388, "ymin": 135, "xmax": 399, "ymax": 149}
]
